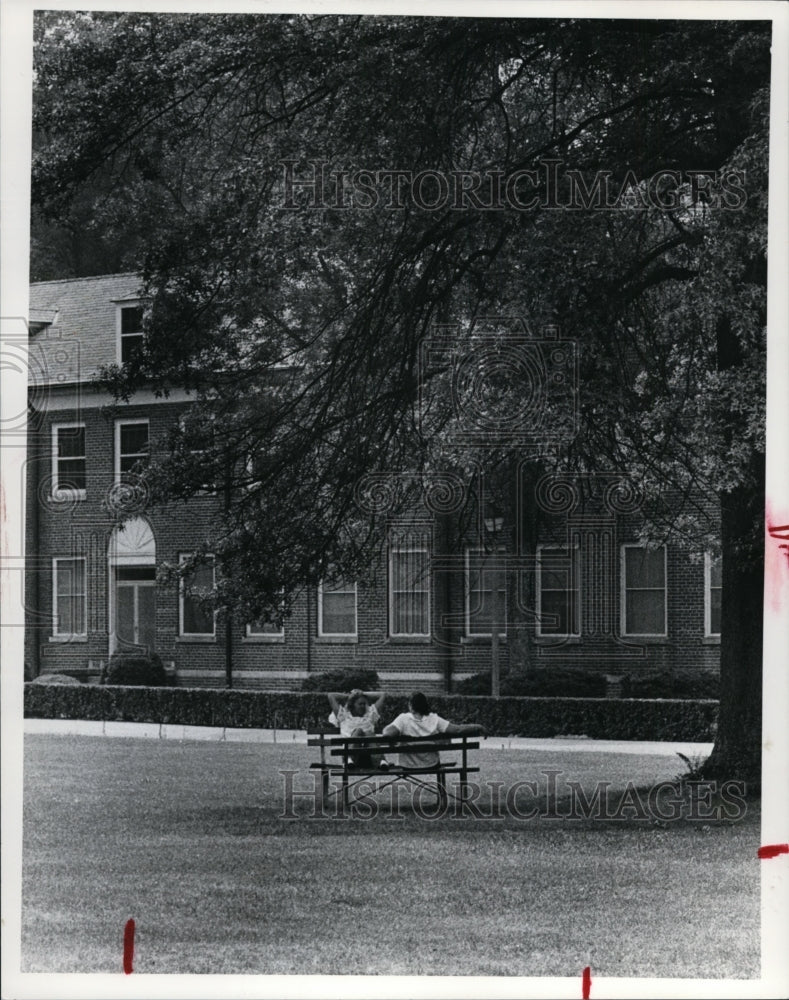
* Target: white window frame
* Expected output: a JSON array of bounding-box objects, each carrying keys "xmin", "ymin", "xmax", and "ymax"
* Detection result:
[
  {"xmin": 116, "ymin": 301, "xmax": 144, "ymax": 366},
  {"xmin": 246, "ymin": 590, "xmax": 286, "ymax": 640},
  {"xmin": 51, "ymin": 422, "xmax": 86, "ymax": 499},
  {"xmin": 115, "ymin": 419, "xmax": 149, "ymax": 484},
  {"xmin": 536, "ymin": 543, "xmax": 581, "ymax": 639},
  {"xmin": 317, "ymin": 579, "xmax": 358, "ymax": 638},
  {"xmin": 178, "ymin": 553, "xmax": 216, "ymax": 638},
  {"xmin": 52, "ymin": 556, "xmax": 87, "ymax": 638},
  {"xmin": 704, "ymin": 551, "xmax": 722, "ymax": 638},
  {"xmin": 388, "ymin": 545, "xmax": 431, "ymax": 638},
  {"xmin": 178, "ymin": 410, "xmax": 218, "ymax": 495},
  {"xmin": 620, "ymin": 544, "xmax": 668, "ymax": 638},
  {"xmin": 465, "ymin": 547, "xmax": 507, "ymax": 638}
]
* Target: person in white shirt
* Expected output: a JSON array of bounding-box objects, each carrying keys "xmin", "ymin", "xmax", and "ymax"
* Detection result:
[
  {"xmin": 382, "ymin": 691, "xmax": 485, "ymax": 770},
  {"xmin": 326, "ymin": 689, "xmax": 391, "ymax": 768}
]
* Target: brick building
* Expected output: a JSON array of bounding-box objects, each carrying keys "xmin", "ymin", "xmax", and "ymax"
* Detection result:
[{"xmin": 25, "ymin": 273, "xmax": 722, "ymax": 691}]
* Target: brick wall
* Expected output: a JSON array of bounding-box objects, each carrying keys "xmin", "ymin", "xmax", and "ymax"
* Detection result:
[{"xmin": 26, "ymin": 277, "xmax": 721, "ymax": 693}]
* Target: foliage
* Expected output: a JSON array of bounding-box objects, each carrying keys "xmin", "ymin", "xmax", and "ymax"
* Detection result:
[
  {"xmin": 30, "ymin": 672, "xmax": 82, "ymax": 685},
  {"xmin": 31, "ymin": 14, "xmax": 770, "ymax": 778},
  {"xmin": 31, "ymin": 16, "xmax": 770, "ymax": 596},
  {"xmin": 24, "ymin": 682, "xmax": 718, "ymax": 741},
  {"xmin": 105, "ymin": 652, "xmax": 168, "ymax": 687},
  {"xmin": 455, "ymin": 668, "xmax": 606, "ymax": 698},
  {"xmin": 300, "ymin": 668, "xmax": 380, "ymax": 692},
  {"xmin": 455, "ymin": 668, "xmax": 719, "ymax": 699}
]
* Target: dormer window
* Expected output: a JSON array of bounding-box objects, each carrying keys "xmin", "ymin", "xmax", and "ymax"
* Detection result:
[{"xmin": 118, "ymin": 304, "xmax": 144, "ymax": 364}]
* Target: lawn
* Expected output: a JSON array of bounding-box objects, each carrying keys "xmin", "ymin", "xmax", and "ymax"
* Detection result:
[{"xmin": 21, "ymin": 734, "xmax": 760, "ymax": 978}]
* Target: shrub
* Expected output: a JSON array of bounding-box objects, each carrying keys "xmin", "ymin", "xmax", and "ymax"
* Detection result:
[
  {"xmin": 105, "ymin": 652, "xmax": 168, "ymax": 687},
  {"xmin": 455, "ymin": 668, "xmax": 606, "ymax": 698},
  {"xmin": 30, "ymin": 673, "xmax": 82, "ymax": 685},
  {"xmin": 455, "ymin": 668, "xmax": 719, "ymax": 700},
  {"xmin": 453, "ymin": 672, "xmax": 491, "ymax": 695},
  {"xmin": 300, "ymin": 668, "xmax": 380, "ymax": 692},
  {"xmin": 24, "ymin": 684, "xmax": 719, "ymax": 742},
  {"xmin": 627, "ymin": 670, "xmax": 719, "ymax": 699}
]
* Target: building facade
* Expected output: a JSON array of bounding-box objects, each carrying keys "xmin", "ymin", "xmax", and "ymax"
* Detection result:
[{"xmin": 25, "ymin": 274, "xmax": 721, "ymax": 691}]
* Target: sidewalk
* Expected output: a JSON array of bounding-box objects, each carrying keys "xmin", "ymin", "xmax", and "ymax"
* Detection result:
[{"xmin": 23, "ymin": 716, "xmax": 713, "ymax": 758}]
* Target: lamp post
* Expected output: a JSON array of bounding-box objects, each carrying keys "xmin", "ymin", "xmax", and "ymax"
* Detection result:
[{"xmin": 485, "ymin": 516, "xmax": 504, "ymax": 697}]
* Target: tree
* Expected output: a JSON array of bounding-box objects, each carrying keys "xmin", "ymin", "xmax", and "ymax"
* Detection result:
[{"xmin": 31, "ymin": 13, "xmax": 771, "ymax": 783}]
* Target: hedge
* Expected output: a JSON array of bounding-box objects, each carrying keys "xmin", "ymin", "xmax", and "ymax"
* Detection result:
[{"xmin": 24, "ymin": 684, "xmax": 718, "ymax": 741}]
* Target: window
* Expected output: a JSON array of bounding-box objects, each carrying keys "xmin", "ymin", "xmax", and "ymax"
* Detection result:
[
  {"xmin": 118, "ymin": 304, "xmax": 144, "ymax": 365},
  {"xmin": 466, "ymin": 549, "xmax": 506, "ymax": 637},
  {"xmin": 318, "ymin": 580, "xmax": 357, "ymax": 637},
  {"xmin": 179, "ymin": 555, "xmax": 216, "ymax": 637},
  {"xmin": 704, "ymin": 553, "xmax": 722, "ymax": 637},
  {"xmin": 52, "ymin": 423, "xmax": 86, "ymax": 495},
  {"xmin": 247, "ymin": 591, "xmax": 286, "ymax": 639},
  {"xmin": 536, "ymin": 545, "xmax": 580, "ymax": 637},
  {"xmin": 53, "ymin": 557, "xmax": 87, "ymax": 637},
  {"xmin": 246, "ymin": 619, "xmax": 285, "ymax": 638},
  {"xmin": 622, "ymin": 545, "xmax": 667, "ymax": 636},
  {"xmin": 115, "ymin": 420, "xmax": 149, "ymax": 483},
  {"xmin": 389, "ymin": 546, "xmax": 430, "ymax": 637},
  {"xmin": 179, "ymin": 411, "xmax": 218, "ymax": 494}
]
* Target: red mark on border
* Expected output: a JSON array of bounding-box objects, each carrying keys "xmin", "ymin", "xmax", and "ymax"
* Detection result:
[
  {"xmin": 582, "ymin": 965, "xmax": 592, "ymax": 999},
  {"xmin": 123, "ymin": 919, "xmax": 135, "ymax": 974},
  {"xmin": 758, "ymin": 843, "xmax": 789, "ymax": 860}
]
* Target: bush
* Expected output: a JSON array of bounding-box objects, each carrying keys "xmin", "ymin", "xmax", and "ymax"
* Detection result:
[
  {"xmin": 627, "ymin": 670, "xmax": 719, "ymax": 699},
  {"xmin": 24, "ymin": 683, "xmax": 719, "ymax": 742},
  {"xmin": 30, "ymin": 673, "xmax": 82, "ymax": 685},
  {"xmin": 455, "ymin": 668, "xmax": 606, "ymax": 698},
  {"xmin": 455, "ymin": 668, "xmax": 719, "ymax": 700},
  {"xmin": 300, "ymin": 668, "xmax": 380, "ymax": 692},
  {"xmin": 105, "ymin": 652, "xmax": 168, "ymax": 687}
]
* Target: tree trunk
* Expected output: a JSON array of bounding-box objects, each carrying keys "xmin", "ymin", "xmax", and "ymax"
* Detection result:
[
  {"xmin": 703, "ymin": 482, "xmax": 763, "ymax": 789},
  {"xmin": 703, "ymin": 312, "xmax": 765, "ymax": 790}
]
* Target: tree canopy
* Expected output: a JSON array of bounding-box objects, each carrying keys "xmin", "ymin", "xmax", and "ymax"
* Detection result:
[{"xmin": 31, "ymin": 13, "xmax": 771, "ymax": 780}]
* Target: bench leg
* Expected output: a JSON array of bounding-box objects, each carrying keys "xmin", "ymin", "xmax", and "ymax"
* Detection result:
[
  {"xmin": 321, "ymin": 770, "xmax": 329, "ymax": 808},
  {"xmin": 342, "ymin": 772, "xmax": 350, "ymax": 810},
  {"xmin": 437, "ymin": 770, "xmax": 448, "ymax": 806}
]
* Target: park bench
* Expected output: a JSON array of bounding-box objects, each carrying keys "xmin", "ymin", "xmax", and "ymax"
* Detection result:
[{"xmin": 307, "ymin": 729, "xmax": 481, "ymax": 808}]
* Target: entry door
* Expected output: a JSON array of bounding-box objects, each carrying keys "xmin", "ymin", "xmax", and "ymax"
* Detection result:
[{"xmin": 115, "ymin": 566, "xmax": 157, "ymax": 652}]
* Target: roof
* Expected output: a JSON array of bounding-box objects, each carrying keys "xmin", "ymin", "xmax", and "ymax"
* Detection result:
[{"xmin": 29, "ymin": 272, "xmax": 142, "ymax": 386}]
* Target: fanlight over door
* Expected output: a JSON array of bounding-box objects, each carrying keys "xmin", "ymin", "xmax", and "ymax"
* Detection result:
[{"xmin": 108, "ymin": 518, "xmax": 156, "ymax": 654}]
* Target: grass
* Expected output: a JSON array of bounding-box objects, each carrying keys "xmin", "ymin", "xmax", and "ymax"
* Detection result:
[{"xmin": 22, "ymin": 734, "xmax": 760, "ymax": 978}]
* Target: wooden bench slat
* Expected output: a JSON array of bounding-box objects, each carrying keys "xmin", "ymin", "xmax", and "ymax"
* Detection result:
[
  {"xmin": 328, "ymin": 743, "xmax": 479, "ymax": 757},
  {"xmin": 309, "ymin": 764, "xmax": 481, "ymax": 775}
]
